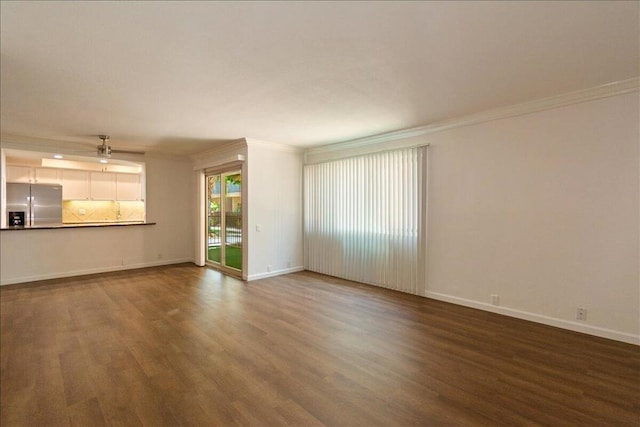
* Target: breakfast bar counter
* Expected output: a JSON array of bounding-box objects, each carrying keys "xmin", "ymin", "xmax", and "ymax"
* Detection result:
[{"xmin": 1, "ymin": 222, "xmax": 156, "ymax": 231}]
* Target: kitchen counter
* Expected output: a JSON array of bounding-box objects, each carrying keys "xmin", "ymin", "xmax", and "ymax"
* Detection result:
[{"xmin": 1, "ymin": 222, "xmax": 156, "ymax": 231}]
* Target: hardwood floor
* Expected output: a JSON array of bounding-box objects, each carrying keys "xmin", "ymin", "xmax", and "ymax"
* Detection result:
[{"xmin": 1, "ymin": 264, "xmax": 638, "ymax": 426}]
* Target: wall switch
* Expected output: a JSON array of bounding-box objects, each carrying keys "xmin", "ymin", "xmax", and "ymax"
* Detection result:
[
  {"xmin": 576, "ymin": 307, "xmax": 587, "ymax": 321},
  {"xmin": 491, "ymin": 294, "xmax": 499, "ymax": 306},
  {"xmin": 256, "ymin": 224, "xmax": 261, "ymax": 232}
]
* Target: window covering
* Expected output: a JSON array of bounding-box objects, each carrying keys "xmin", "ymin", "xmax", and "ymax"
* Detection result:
[{"xmin": 304, "ymin": 147, "xmax": 426, "ymax": 294}]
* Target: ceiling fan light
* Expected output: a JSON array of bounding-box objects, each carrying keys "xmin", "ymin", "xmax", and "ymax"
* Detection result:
[
  {"xmin": 97, "ymin": 134, "xmax": 112, "ymax": 158},
  {"xmin": 97, "ymin": 144, "xmax": 112, "ymax": 158}
]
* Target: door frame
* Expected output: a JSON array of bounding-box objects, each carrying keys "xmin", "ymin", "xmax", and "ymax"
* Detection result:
[
  {"xmin": 196, "ymin": 159, "xmax": 248, "ymax": 280},
  {"xmin": 205, "ymin": 169, "xmax": 243, "ymax": 276}
]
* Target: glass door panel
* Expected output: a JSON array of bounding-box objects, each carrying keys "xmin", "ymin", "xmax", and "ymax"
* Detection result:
[
  {"xmin": 206, "ymin": 174, "xmax": 222, "ymax": 264},
  {"xmin": 223, "ymin": 172, "xmax": 242, "ymax": 270},
  {"xmin": 206, "ymin": 170, "xmax": 242, "ymax": 273}
]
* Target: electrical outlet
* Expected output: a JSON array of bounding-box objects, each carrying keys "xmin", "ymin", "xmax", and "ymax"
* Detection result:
[
  {"xmin": 157, "ymin": 253, "xmax": 163, "ymax": 260},
  {"xmin": 121, "ymin": 258, "xmax": 126, "ymax": 266},
  {"xmin": 576, "ymin": 307, "xmax": 587, "ymax": 321},
  {"xmin": 491, "ymin": 294, "xmax": 499, "ymax": 306},
  {"xmin": 287, "ymin": 261, "xmax": 291, "ymax": 268},
  {"xmin": 267, "ymin": 265, "xmax": 272, "ymax": 272}
]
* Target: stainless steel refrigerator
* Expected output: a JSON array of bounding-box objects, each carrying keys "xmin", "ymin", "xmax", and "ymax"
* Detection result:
[{"xmin": 6, "ymin": 183, "xmax": 63, "ymax": 227}]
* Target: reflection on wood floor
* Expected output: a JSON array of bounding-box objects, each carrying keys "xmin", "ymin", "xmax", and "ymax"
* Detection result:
[{"xmin": 1, "ymin": 263, "xmax": 638, "ymax": 425}]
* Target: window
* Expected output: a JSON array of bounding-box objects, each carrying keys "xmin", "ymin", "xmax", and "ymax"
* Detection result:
[{"xmin": 304, "ymin": 147, "xmax": 427, "ymax": 294}]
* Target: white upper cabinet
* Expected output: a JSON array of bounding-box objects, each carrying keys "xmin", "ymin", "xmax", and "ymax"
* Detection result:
[
  {"xmin": 90, "ymin": 172, "xmax": 116, "ymax": 200},
  {"xmin": 6, "ymin": 166, "xmax": 33, "ymax": 183},
  {"xmin": 61, "ymin": 170, "xmax": 90, "ymax": 200},
  {"xmin": 34, "ymin": 168, "xmax": 62, "ymax": 184},
  {"xmin": 6, "ymin": 166, "xmax": 62, "ymax": 184},
  {"xmin": 7, "ymin": 164, "xmax": 143, "ymax": 202},
  {"xmin": 116, "ymin": 173, "xmax": 143, "ymax": 201}
]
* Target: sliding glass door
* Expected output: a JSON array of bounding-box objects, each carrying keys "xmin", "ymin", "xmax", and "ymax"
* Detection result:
[{"xmin": 206, "ymin": 170, "xmax": 242, "ymax": 273}]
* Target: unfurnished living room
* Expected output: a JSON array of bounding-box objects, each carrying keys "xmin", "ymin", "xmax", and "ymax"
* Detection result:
[{"xmin": 0, "ymin": 1, "xmax": 638, "ymax": 426}]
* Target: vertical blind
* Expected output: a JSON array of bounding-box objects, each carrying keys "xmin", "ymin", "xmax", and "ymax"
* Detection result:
[{"xmin": 304, "ymin": 147, "xmax": 427, "ymax": 294}]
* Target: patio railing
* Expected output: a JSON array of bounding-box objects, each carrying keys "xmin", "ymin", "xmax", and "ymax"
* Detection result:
[{"xmin": 208, "ymin": 212, "xmax": 242, "ymax": 247}]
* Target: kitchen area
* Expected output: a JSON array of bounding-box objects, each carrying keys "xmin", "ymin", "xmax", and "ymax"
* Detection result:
[
  {"xmin": 0, "ymin": 145, "xmax": 191, "ymax": 287},
  {"xmin": 1, "ymin": 148, "xmax": 146, "ymax": 229}
]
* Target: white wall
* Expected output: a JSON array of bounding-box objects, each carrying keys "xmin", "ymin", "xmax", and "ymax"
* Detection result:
[
  {"xmin": 304, "ymin": 91, "xmax": 639, "ymax": 344},
  {"xmin": 190, "ymin": 138, "xmax": 303, "ymax": 280},
  {"xmin": 423, "ymin": 92, "xmax": 638, "ymax": 343},
  {"xmin": 0, "ymin": 149, "xmax": 6, "ymax": 228},
  {"xmin": 0, "ymin": 154, "xmax": 195, "ymax": 285},
  {"xmin": 246, "ymin": 140, "xmax": 304, "ymax": 280},
  {"xmin": 142, "ymin": 155, "xmax": 195, "ymax": 264}
]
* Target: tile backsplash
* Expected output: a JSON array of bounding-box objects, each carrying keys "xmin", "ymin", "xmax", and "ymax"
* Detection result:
[{"xmin": 63, "ymin": 200, "xmax": 145, "ymax": 223}]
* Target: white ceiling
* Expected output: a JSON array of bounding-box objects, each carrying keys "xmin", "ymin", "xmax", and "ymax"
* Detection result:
[{"xmin": 1, "ymin": 1, "xmax": 638, "ymax": 156}]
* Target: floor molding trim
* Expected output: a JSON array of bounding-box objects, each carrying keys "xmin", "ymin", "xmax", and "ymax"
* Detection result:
[
  {"xmin": 424, "ymin": 290, "xmax": 639, "ymax": 346},
  {"xmin": 247, "ymin": 266, "xmax": 305, "ymax": 281},
  {"xmin": 0, "ymin": 258, "xmax": 194, "ymax": 286}
]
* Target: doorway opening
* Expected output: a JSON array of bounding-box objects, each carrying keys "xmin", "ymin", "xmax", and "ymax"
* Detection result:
[{"xmin": 205, "ymin": 170, "xmax": 242, "ymax": 275}]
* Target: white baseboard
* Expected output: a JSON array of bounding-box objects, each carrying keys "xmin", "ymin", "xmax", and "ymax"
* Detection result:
[
  {"xmin": 4, "ymin": 263, "xmax": 636, "ymax": 346},
  {"xmin": 247, "ymin": 266, "xmax": 305, "ymax": 281},
  {"xmin": 0, "ymin": 258, "xmax": 194, "ymax": 286},
  {"xmin": 424, "ymin": 290, "xmax": 639, "ymax": 346}
]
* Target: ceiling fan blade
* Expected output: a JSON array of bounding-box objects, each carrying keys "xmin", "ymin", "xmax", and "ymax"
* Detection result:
[{"xmin": 112, "ymin": 149, "xmax": 146, "ymax": 155}]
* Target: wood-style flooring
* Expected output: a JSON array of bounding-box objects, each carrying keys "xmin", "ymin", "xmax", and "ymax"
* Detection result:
[{"xmin": 1, "ymin": 264, "xmax": 639, "ymax": 426}]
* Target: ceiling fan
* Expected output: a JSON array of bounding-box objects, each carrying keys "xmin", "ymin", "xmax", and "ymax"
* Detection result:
[{"xmin": 96, "ymin": 135, "xmax": 145, "ymax": 158}]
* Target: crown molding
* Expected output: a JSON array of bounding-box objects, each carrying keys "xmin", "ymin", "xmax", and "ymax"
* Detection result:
[
  {"xmin": 245, "ymin": 138, "xmax": 304, "ymax": 153},
  {"xmin": 306, "ymin": 77, "xmax": 639, "ymax": 155},
  {"xmin": 0, "ymin": 134, "xmax": 190, "ymax": 160},
  {"xmin": 191, "ymin": 138, "xmax": 248, "ymax": 170},
  {"xmin": 189, "ymin": 138, "xmax": 247, "ymax": 161},
  {"xmin": 1, "ymin": 134, "xmax": 92, "ymax": 152}
]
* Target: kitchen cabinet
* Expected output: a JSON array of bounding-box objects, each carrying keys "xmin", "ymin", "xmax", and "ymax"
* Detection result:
[
  {"xmin": 116, "ymin": 173, "xmax": 143, "ymax": 201},
  {"xmin": 6, "ymin": 166, "xmax": 32, "ymax": 183},
  {"xmin": 34, "ymin": 168, "xmax": 62, "ymax": 184},
  {"xmin": 61, "ymin": 170, "xmax": 90, "ymax": 200},
  {"xmin": 90, "ymin": 172, "xmax": 116, "ymax": 200},
  {"xmin": 6, "ymin": 166, "xmax": 62, "ymax": 184},
  {"xmin": 8, "ymin": 165, "xmax": 143, "ymax": 202}
]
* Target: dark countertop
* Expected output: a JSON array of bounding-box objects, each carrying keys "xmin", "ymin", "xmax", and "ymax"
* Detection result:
[{"xmin": 1, "ymin": 222, "xmax": 156, "ymax": 231}]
